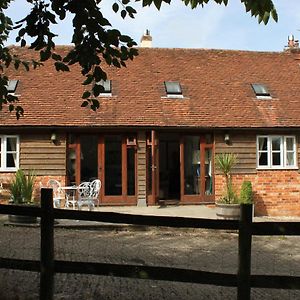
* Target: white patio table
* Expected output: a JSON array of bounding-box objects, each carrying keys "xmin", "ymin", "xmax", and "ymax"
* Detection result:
[{"xmin": 59, "ymin": 186, "xmax": 78, "ymax": 209}]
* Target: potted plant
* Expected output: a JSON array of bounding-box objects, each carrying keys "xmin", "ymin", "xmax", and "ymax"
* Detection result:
[
  {"xmin": 215, "ymin": 153, "xmax": 240, "ymax": 219},
  {"xmin": 9, "ymin": 169, "xmax": 37, "ymax": 224}
]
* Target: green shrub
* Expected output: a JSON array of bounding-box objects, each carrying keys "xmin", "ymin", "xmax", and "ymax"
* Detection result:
[
  {"xmin": 239, "ymin": 181, "xmax": 253, "ymax": 204},
  {"xmin": 10, "ymin": 169, "xmax": 36, "ymax": 204},
  {"xmin": 10, "ymin": 169, "xmax": 23, "ymax": 204}
]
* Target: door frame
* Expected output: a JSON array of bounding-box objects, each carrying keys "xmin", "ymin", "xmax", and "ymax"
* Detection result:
[
  {"xmin": 67, "ymin": 133, "xmax": 137, "ymax": 205},
  {"xmin": 147, "ymin": 131, "xmax": 214, "ymax": 204}
]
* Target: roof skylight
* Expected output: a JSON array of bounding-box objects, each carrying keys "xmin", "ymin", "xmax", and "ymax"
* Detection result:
[
  {"xmin": 164, "ymin": 81, "xmax": 183, "ymax": 98},
  {"xmin": 96, "ymin": 79, "xmax": 112, "ymax": 95},
  {"xmin": 251, "ymin": 83, "xmax": 271, "ymax": 98}
]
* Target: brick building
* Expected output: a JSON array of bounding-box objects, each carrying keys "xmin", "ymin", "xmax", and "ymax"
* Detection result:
[{"xmin": 1, "ymin": 35, "xmax": 300, "ymax": 216}]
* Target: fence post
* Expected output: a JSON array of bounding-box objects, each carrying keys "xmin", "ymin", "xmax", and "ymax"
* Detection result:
[
  {"xmin": 237, "ymin": 204, "xmax": 253, "ymax": 300},
  {"xmin": 40, "ymin": 188, "xmax": 54, "ymax": 300}
]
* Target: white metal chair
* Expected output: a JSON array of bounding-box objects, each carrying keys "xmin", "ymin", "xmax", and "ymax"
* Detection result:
[
  {"xmin": 77, "ymin": 182, "xmax": 94, "ymax": 211},
  {"xmin": 47, "ymin": 179, "xmax": 63, "ymax": 208},
  {"xmin": 77, "ymin": 179, "xmax": 101, "ymax": 211},
  {"xmin": 89, "ymin": 179, "xmax": 101, "ymax": 207}
]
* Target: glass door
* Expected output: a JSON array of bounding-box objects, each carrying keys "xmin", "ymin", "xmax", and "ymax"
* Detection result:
[
  {"xmin": 183, "ymin": 136, "xmax": 201, "ymax": 196},
  {"xmin": 181, "ymin": 134, "xmax": 214, "ymax": 203},
  {"xmin": 80, "ymin": 135, "xmax": 99, "ymax": 182},
  {"xmin": 104, "ymin": 135, "xmax": 122, "ymax": 196},
  {"xmin": 101, "ymin": 134, "xmax": 137, "ymax": 204},
  {"xmin": 67, "ymin": 133, "xmax": 137, "ymax": 205}
]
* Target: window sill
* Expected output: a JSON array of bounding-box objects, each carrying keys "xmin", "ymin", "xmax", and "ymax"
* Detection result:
[
  {"xmin": 161, "ymin": 96, "xmax": 189, "ymax": 100},
  {"xmin": 98, "ymin": 93, "xmax": 113, "ymax": 97},
  {"xmin": 0, "ymin": 167, "xmax": 18, "ymax": 172},
  {"xmin": 256, "ymin": 166, "xmax": 298, "ymax": 171}
]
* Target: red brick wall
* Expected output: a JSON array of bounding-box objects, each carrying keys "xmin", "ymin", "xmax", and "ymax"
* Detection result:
[
  {"xmin": 0, "ymin": 174, "xmax": 65, "ymax": 204},
  {"xmin": 215, "ymin": 171, "xmax": 300, "ymax": 217}
]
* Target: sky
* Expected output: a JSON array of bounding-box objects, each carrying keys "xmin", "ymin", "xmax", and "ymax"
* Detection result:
[{"xmin": 5, "ymin": 0, "xmax": 300, "ymax": 52}]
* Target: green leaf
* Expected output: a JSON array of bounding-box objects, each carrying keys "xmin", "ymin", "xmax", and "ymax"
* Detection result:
[
  {"xmin": 263, "ymin": 12, "xmax": 270, "ymax": 25},
  {"xmin": 52, "ymin": 53, "xmax": 62, "ymax": 61},
  {"xmin": 14, "ymin": 60, "xmax": 20, "ymax": 70},
  {"xmin": 54, "ymin": 62, "xmax": 70, "ymax": 72},
  {"xmin": 83, "ymin": 75, "xmax": 94, "ymax": 85},
  {"xmin": 271, "ymin": 9, "xmax": 278, "ymax": 22},
  {"xmin": 81, "ymin": 101, "xmax": 89, "ymax": 107},
  {"xmin": 121, "ymin": 10, "xmax": 127, "ymax": 19},
  {"xmin": 112, "ymin": 3, "xmax": 119, "ymax": 13},
  {"xmin": 20, "ymin": 39, "xmax": 26, "ymax": 47},
  {"xmin": 40, "ymin": 50, "xmax": 51, "ymax": 62},
  {"xmin": 82, "ymin": 91, "xmax": 91, "ymax": 99},
  {"xmin": 126, "ymin": 6, "xmax": 137, "ymax": 14},
  {"xmin": 22, "ymin": 61, "xmax": 30, "ymax": 71},
  {"xmin": 93, "ymin": 84, "xmax": 104, "ymax": 97},
  {"xmin": 153, "ymin": 0, "xmax": 162, "ymax": 10},
  {"xmin": 92, "ymin": 99, "xmax": 100, "ymax": 109}
]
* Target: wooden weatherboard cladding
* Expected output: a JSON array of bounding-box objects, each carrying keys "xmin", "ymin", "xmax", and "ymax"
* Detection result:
[
  {"xmin": 137, "ymin": 131, "xmax": 147, "ymax": 206},
  {"xmin": 215, "ymin": 132, "xmax": 257, "ymax": 174},
  {"xmin": 20, "ymin": 134, "xmax": 66, "ymax": 176}
]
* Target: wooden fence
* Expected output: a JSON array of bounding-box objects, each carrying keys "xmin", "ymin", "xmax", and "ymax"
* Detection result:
[{"xmin": 0, "ymin": 188, "xmax": 300, "ymax": 300}]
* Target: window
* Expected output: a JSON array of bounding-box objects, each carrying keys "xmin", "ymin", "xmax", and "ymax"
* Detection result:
[
  {"xmin": 164, "ymin": 81, "xmax": 183, "ymax": 98},
  {"xmin": 96, "ymin": 79, "xmax": 112, "ymax": 96},
  {"xmin": 0, "ymin": 135, "xmax": 19, "ymax": 171},
  {"xmin": 257, "ymin": 135, "xmax": 296, "ymax": 168},
  {"xmin": 251, "ymin": 83, "xmax": 271, "ymax": 99},
  {"xmin": 7, "ymin": 80, "xmax": 19, "ymax": 94}
]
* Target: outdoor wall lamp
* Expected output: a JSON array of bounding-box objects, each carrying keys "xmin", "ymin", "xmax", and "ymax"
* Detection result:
[
  {"xmin": 224, "ymin": 133, "xmax": 230, "ymax": 144},
  {"xmin": 50, "ymin": 132, "xmax": 57, "ymax": 143}
]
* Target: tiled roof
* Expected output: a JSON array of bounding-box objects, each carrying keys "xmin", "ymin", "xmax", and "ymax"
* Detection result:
[{"xmin": 1, "ymin": 46, "xmax": 300, "ymax": 129}]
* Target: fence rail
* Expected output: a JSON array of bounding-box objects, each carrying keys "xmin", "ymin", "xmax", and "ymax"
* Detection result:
[{"xmin": 0, "ymin": 188, "xmax": 300, "ymax": 300}]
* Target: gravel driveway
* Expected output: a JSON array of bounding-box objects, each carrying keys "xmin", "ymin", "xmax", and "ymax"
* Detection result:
[{"xmin": 0, "ymin": 220, "xmax": 299, "ymax": 300}]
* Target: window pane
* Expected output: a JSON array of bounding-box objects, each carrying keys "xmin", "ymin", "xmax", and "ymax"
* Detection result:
[
  {"xmin": 184, "ymin": 136, "xmax": 200, "ymax": 195},
  {"xmin": 259, "ymin": 152, "xmax": 268, "ymax": 166},
  {"xmin": 7, "ymin": 80, "xmax": 19, "ymax": 93},
  {"xmin": 286, "ymin": 152, "xmax": 295, "ymax": 166},
  {"xmin": 205, "ymin": 148, "xmax": 213, "ymax": 195},
  {"xmin": 165, "ymin": 81, "xmax": 182, "ymax": 94},
  {"xmin": 147, "ymin": 147, "xmax": 152, "ymax": 194},
  {"xmin": 96, "ymin": 80, "xmax": 111, "ymax": 93},
  {"xmin": 259, "ymin": 137, "xmax": 268, "ymax": 151},
  {"xmin": 6, "ymin": 153, "xmax": 16, "ymax": 167},
  {"xmin": 251, "ymin": 83, "xmax": 270, "ymax": 96},
  {"xmin": 272, "ymin": 137, "xmax": 281, "ymax": 151},
  {"xmin": 105, "ymin": 135, "xmax": 122, "ymax": 196},
  {"xmin": 80, "ymin": 135, "xmax": 98, "ymax": 182},
  {"xmin": 6, "ymin": 137, "xmax": 17, "ymax": 168},
  {"xmin": 127, "ymin": 148, "xmax": 135, "ymax": 196},
  {"xmin": 286, "ymin": 138, "xmax": 294, "ymax": 151},
  {"xmin": 272, "ymin": 153, "xmax": 281, "ymax": 166},
  {"xmin": 205, "ymin": 134, "xmax": 213, "ymax": 144},
  {"xmin": 67, "ymin": 148, "xmax": 76, "ymax": 185},
  {"xmin": 68, "ymin": 134, "xmax": 76, "ymax": 145},
  {"xmin": 7, "ymin": 137, "xmax": 17, "ymax": 151}
]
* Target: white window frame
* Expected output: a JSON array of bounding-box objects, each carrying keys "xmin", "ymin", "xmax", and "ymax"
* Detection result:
[
  {"xmin": 257, "ymin": 135, "xmax": 297, "ymax": 169},
  {"xmin": 0, "ymin": 135, "xmax": 20, "ymax": 171}
]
